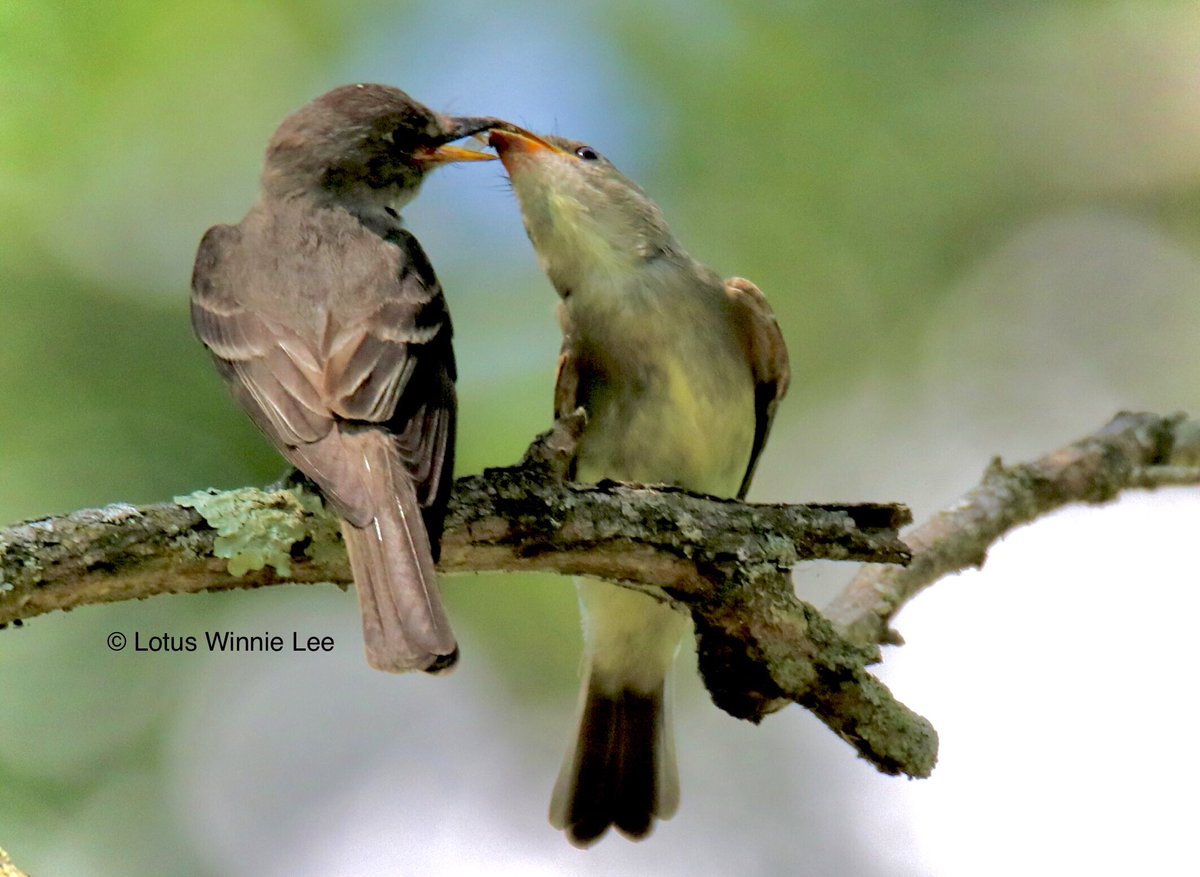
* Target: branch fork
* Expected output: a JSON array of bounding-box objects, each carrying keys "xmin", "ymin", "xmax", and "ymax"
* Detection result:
[{"xmin": 4, "ymin": 411, "xmax": 1197, "ymax": 781}]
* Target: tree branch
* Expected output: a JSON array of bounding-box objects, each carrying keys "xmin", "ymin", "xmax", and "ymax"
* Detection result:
[
  {"xmin": 0, "ymin": 472, "xmax": 910, "ymax": 626},
  {"xmin": 825, "ymin": 412, "xmax": 1200, "ymax": 648},
  {"xmin": 0, "ymin": 431, "xmax": 926, "ymax": 776},
  {"xmin": 7, "ymin": 412, "xmax": 1188, "ymax": 782}
]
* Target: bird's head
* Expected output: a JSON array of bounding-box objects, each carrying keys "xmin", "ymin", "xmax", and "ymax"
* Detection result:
[
  {"xmin": 490, "ymin": 127, "xmax": 679, "ymax": 293},
  {"xmin": 262, "ymin": 83, "xmax": 502, "ymax": 217}
]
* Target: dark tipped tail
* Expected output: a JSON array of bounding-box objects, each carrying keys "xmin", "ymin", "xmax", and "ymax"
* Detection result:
[
  {"xmin": 549, "ymin": 678, "xmax": 678, "ymax": 847},
  {"xmin": 339, "ymin": 429, "xmax": 456, "ymax": 674}
]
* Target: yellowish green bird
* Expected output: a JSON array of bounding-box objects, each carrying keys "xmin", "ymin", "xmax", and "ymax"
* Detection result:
[{"xmin": 491, "ymin": 127, "xmax": 791, "ymax": 846}]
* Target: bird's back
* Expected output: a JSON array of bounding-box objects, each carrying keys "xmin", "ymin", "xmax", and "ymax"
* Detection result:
[{"xmin": 219, "ymin": 201, "xmax": 408, "ymax": 334}]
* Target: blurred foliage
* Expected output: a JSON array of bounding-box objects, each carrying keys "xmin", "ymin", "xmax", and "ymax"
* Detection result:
[
  {"xmin": 616, "ymin": 1, "xmax": 1200, "ymax": 401},
  {"xmin": 2, "ymin": 1, "xmax": 1199, "ymax": 874}
]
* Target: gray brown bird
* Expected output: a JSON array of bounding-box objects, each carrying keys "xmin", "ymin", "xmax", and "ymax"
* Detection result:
[
  {"xmin": 491, "ymin": 126, "xmax": 791, "ymax": 846},
  {"xmin": 192, "ymin": 84, "xmax": 504, "ymax": 673}
]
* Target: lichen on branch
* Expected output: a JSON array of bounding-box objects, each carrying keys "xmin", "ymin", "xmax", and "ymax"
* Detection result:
[
  {"xmin": 5, "ymin": 412, "xmax": 1192, "ymax": 781},
  {"xmin": 0, "ymin": 436, "xmax": 925, "ymax": 776}
]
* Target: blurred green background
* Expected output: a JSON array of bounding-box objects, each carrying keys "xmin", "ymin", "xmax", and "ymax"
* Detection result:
[{"xmin": 2, "ymin": 1, "xmax": 1199, "ymax": 875}]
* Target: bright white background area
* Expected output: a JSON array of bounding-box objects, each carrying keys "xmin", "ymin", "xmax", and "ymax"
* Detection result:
[{"xmin": 874, "ymin": 489, "xmax": 1200, "ymax": 877}]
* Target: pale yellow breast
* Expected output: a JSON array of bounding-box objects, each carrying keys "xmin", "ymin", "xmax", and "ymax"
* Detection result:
[{"xmin": 572, "ymin": 322, "xmax": 757, "ymax": 498}]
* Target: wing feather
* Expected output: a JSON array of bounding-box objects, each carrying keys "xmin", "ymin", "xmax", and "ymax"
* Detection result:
[
  {"xmin": 190, "ymin": 222, "xmax": 455, "ymax": 528},
  {"xmin": 723, "ymin": 277, "xmax": 790, "ymax": 499}
]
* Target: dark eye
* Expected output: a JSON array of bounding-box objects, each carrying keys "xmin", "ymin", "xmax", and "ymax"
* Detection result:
[{"xmin": 575, "ymin": 145, "xmax": 599, "ymax": 161}]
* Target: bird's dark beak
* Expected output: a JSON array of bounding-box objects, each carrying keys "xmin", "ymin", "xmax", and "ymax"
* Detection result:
[
  {"xmin": 413, "ymin": 116, "xmax": 517, "ymax": 166},
  {"xmin": 445, "ymin": 116, "xmax": 511, "ymax": 140}
]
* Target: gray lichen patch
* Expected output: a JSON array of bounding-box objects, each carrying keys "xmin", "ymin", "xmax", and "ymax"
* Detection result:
[{"xmin": 175, "ymin": 487, "xmax": 340, "ymax": 578}]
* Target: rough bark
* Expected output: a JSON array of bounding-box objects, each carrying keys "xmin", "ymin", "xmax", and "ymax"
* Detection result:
[
  {"xmin": 0, "ymin": 439, "xmax": 925, "ymax": 776},
  {"xmin": 825, "ymin": 412, "xmax": 1200, "ymax": 647},
  {"xmin": 4, "ymin": 412, "xmax": 1194, "ymax": 781}
]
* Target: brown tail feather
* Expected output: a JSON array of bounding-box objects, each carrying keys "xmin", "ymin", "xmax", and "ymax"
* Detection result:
[
  {"xmin": 549, "ymin": 677, "xmax": 678, "ymax": 847},
  {"xmin": 338, "ymin": 428, "xmax": 456, "ymax": 673}
]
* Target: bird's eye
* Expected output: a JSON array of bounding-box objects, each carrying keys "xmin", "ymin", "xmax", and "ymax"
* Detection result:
[{"xmin": 575, "ymin": 145, "xmax": 599, "ymax": 161}]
